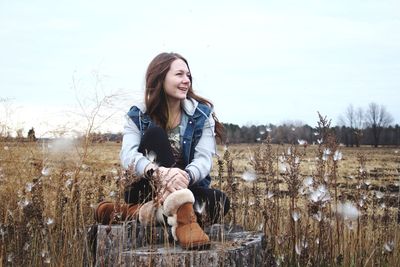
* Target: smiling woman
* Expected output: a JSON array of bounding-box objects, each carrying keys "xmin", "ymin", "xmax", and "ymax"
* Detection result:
[
  {"xmin": 95, "ymin": 52, "xmax": 230, "ymax": 250},
  {"xmin": 163, "ymin": 59, "xmax": 191, "ymax": 103}
]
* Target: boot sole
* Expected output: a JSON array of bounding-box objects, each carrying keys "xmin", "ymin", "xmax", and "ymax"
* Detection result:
[{"xmin": 181, "ymin": 241, "xmax": 211, "ymax": 250}]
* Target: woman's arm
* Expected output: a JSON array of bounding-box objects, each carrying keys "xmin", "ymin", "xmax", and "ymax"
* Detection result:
[
  {"xmin": 119, "ymin": 115, "xmax": 152, "ymax": 176},
  {"xmin": 185, "ymin": 114, "xmax": 216, "ymax": 184}
]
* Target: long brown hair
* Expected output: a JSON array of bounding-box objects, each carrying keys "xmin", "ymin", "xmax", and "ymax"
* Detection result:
[{"xmin": 144, "ymin": 52, "xmax": 225, "ymax": 142}]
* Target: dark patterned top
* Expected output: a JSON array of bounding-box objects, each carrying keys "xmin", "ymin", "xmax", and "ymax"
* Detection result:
[{"xmin": 168, "ymin": 126, "xmax": 185, "ymax": 169}]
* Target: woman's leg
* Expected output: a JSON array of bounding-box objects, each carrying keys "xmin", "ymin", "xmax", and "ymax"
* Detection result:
[
  {"xmin": 124, "ymin": 178, "xmax": 153, "ymax": 204},
  {"xmin": 124, "ymin": 126, "xmax": 175, "ymax": 204},
  {"xmin": 138, "ymin": 126, "xmax": 175, "ymax": 167},
  {"xmin": 189, "ymin": 185, "xmax": 230, "ymax": 224}
]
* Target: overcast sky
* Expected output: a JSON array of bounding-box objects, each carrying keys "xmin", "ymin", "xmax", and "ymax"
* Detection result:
[{"xmin": 1, "ymin": 0, "xmax": 399, "ymax": 137}]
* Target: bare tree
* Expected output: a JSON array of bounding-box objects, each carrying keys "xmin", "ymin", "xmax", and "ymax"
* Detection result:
[
  {"xmin": 16, "ymin": 128, "xmax": 24, "ymax": 139},
  {"xmin": 28, "ymin": 127, "xmax": 37, "ymax": 141},
  {"xmin": 353, "ymin": 106, "xmax": 364, "ymax": 147},
  {"xmin": 344, "ymin": 104, "xmax": 356, "ymax": 129},
  {"xmin": 344, "ymin": 104, "xmax": 356, "ymax": 146},
  {"xmin": 0, "ymin": 98, "xmax": 13, "ymax": 138},
  {"xmin": 365, "ymin": 102, "xmax": 393, "ymax": 147},
  {"xmin": 338, "ymin": 104, "xmax": 364, "ymax": 147}
]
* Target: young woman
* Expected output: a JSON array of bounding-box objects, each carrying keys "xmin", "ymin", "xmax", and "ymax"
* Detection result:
[{"xmin": 96, "ymin": 52, "xmax": 230, "ymax": 249}]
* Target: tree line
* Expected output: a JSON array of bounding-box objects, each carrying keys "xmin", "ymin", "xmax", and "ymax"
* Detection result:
[
  {"xmin": 4, "ymin": 123, "xmax": 399, "ymax": 147},
  {"xmin": 223, "ymin": 122, "xmax": 400, "ymax": 147},
  {"xmin": 2, "ymin": 101, "xmax": 398, "ymax": 147},
  {"xmin": 224, "ymin": 102, "xmax": 398, "ymax": 147}
]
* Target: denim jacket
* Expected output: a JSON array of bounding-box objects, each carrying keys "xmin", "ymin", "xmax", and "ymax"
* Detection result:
[{"xmin": 120, "ymin": 98, "xmax": 216, "ymax": 187}]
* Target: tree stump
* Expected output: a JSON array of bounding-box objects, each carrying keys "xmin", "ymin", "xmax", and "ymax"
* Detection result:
[{"xmin": 95, "ymin": 222, "xmax": 266, "ymax": 267}]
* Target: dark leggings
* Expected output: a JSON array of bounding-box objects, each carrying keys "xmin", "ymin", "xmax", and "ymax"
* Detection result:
[{"xmin": 124, "ymin": 127, "xmax": 230, "ymax": 224}]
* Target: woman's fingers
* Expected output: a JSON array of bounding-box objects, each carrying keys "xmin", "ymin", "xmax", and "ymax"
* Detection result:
[{"xmin": 158, "ymin": 168, "xmax": 190, "ymax": 201}]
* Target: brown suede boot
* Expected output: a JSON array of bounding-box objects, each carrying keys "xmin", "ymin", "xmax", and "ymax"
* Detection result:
[
  {"xmin": 94, "ymin": 201, "xmax": 140, "ymax": 225},
  {"xmin": 163, "ymin": 189, "xmax": 210, "ymax": 249},
  {"xmin": 175, "ymin": 203, "xmax": 210, "ymax": 249}
]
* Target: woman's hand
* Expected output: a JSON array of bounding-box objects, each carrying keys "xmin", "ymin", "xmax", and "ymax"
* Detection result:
[{"xmin": 158, "ymin": 167, "xmax": 189, "ymax": 202}]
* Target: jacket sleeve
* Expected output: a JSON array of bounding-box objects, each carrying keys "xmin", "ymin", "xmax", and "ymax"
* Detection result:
[
  {"xmin": 185, "ymin": 114, "xmax": 216, "ymax": 183},
  {"xmin": 119, "ymin": 115, "xmax": 151, "ymax": 176}
]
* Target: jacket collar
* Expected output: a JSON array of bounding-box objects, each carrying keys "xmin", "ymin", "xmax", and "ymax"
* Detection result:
[{"xmin": 181, "ymin": 98, "xmax": 198, "ymax": 116}]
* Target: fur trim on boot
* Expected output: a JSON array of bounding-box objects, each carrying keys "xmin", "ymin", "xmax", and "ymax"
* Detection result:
[
  {"xmin": 163, "ymin": 189, "xmax": 195, "ymax": 216},
  {"xmin": 163, "ymin": 189, "xmax": 210, "ymax": 249},
  {"xmin": 138, "ymin": 200, "xmax": 164, "ymax": 226}
]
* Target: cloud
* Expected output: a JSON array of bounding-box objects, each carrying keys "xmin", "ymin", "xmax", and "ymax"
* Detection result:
[{"xmin": 0, "ymin": 0, "xmax": 399, "ymax": 130}]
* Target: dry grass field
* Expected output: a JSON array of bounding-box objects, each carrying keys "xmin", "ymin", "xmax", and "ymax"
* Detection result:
[{"xmin": 0, "ymin": 135, "xmax": 399, "ymax": 266}]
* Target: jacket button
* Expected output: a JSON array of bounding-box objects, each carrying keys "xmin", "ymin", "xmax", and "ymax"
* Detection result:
[
  {"xmin": 183, "ymin": 141, "xmax": 186, "ymax": 144},
  {"xmin": 189, "ymin": 121, "xmax": 192, "ymax": 124}
]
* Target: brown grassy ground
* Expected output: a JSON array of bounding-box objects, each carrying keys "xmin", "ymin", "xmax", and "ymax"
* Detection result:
[{"xmin": 0, "ymin": 140, "xmax": 399, "ymax": 266}]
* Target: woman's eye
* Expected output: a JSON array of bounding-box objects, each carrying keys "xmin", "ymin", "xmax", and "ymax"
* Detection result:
[{"xmin": 175, "ymin": 72, "xmax": 191, "ymax": 79}]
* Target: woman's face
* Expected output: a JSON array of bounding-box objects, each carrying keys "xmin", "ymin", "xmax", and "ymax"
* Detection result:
[{"xmin": 163, "ymin": 59, "xmax": 191, "ymax": 103}]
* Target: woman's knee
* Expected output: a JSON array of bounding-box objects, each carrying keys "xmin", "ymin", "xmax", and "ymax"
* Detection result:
[
  {"xmin": 139, "ymin": 127, "xmax": 169, "ymax": 151},
  {"xmin": 139, "ymin": 126, "xmax": 175, "ymax": 167},
  {"xmin": 143, "ymin": 126, "xmax": 168, "ymax": 141}
]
